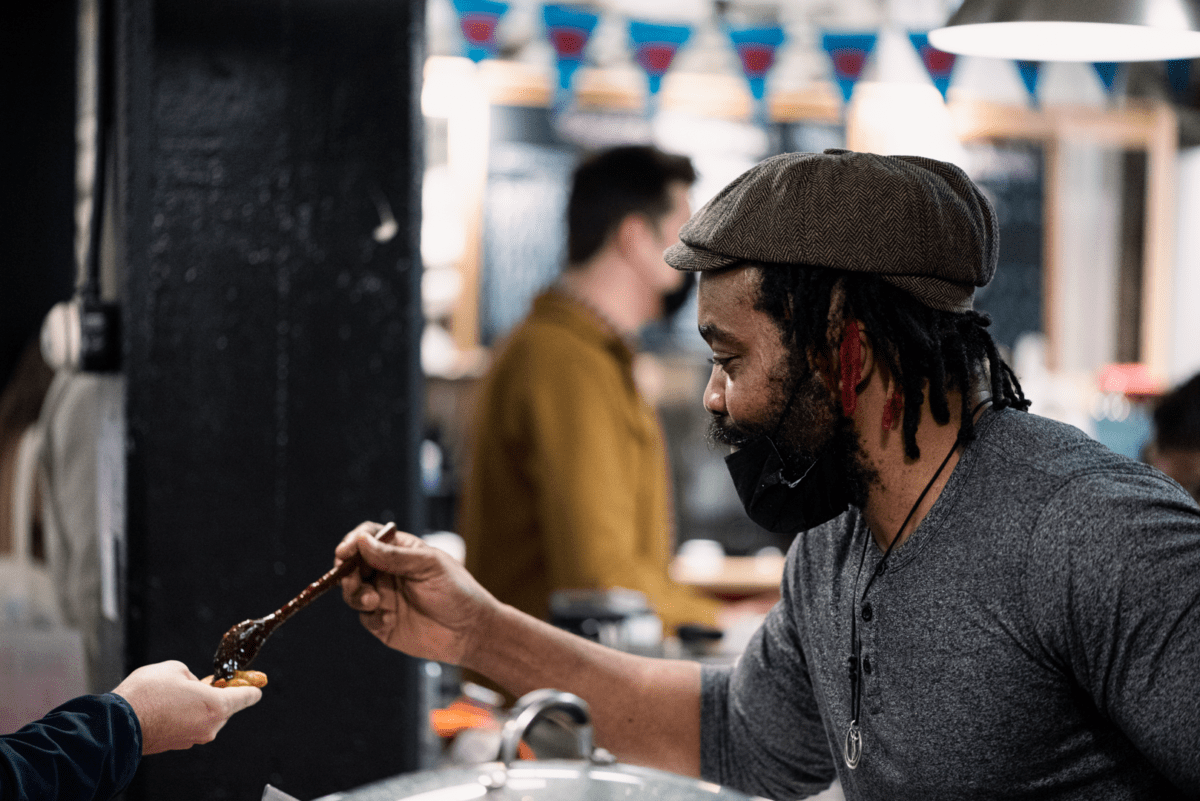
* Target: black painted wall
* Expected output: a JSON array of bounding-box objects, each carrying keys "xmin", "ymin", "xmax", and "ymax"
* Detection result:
[{"xmin": 116, "ymin": 0, "xmax": 425, "ymax": 797}]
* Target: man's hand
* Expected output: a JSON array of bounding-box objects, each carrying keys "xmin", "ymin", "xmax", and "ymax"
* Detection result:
[
  {"xmin": 111, "ymin": 660, "xmax": 261, "ymax": 755},
  {"xmin": 337, "ymin": 522, "xmax": 706, "ymax": 778},
  {"xmin": 336, "ymin": 521, "xmax": 498, "ymax": 667}
]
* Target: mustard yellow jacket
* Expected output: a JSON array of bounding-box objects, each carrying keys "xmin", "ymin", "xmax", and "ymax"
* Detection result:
[{"xmin": 460, "ymin": 290, "xmax": 719, "ymax": 631}]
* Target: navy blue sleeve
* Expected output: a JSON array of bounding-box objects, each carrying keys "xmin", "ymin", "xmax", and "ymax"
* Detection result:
[{"xmin": 0, "ymin": 693, "xmax": 142, "ymax": 801}]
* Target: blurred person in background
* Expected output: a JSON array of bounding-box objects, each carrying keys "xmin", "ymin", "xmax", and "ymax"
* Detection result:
[
  {"xmin": 1145, "ymin": 371, "xmax": 1200, "ymax": 502},
  {"xmin": 1, "ymin": 660, "xmax": 261, "ymax": 800},
  {"xmin": 458, "ymin": 145, "xmax": 723, "ymax": 640}
]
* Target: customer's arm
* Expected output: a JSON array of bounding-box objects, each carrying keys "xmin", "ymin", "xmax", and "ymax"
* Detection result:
[
  {"xmin": 0, "ymin": 694, "xmax": 139, "ymax": 801},
  {"xmin": 0, "ymin": 660, "xmax": 260, "ymax": 801}
]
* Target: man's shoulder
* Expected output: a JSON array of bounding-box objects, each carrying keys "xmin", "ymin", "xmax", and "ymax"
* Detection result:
[
  {"xmin": 489, "ymin": 307, "xmax": 622, "ymax": 385},
  {"xmin": 975, "ymin": 408, "xmax": 1155, "ymax": 484},
  {"xmin": 970, "ymin": 408, "xmax": 1197, "ymax": 533}
]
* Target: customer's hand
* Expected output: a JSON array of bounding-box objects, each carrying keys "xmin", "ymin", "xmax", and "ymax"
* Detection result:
[
  {"xmin": 337, "ymin": 521, "xmax": 499, "ymax": 667},
  {"xmin": 112, "ymin": 660, "xmax": 262, "ymax": 755}
]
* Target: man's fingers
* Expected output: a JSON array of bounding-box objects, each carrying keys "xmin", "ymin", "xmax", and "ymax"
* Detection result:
[
  {"xmin": 344, "ymin": 582, "xmax": 381, "ymax": 612},
  {"xmin": 340, "ymin": 556, "xmax": 382, "ymax": 611},
  {"xmin": 335, "ymin": 521, "xmax": 380, "ymax": 562},
  {"xmin": 360, "ymin": 609, "xmax": 395, "ymax": 640},
  {"xmin": 336, "ymin": 522, "xmax": 418, "ymax": 582},
  {"xmin": 355, "ymin": 530, "xmax": 429, "ymax": 574},
  {"xmin": 337, "ymin": 523, "xmax": 429, "ymax": 621}
]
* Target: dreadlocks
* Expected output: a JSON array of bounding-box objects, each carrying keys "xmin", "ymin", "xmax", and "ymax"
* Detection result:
[{"xmin": 753, "ymin": 264, "xmax": 1031, "ymax": 461}]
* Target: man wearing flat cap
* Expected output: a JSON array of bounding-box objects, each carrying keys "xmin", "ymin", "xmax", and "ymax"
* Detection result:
[{"xmin": 337, "ymin": 150, "xmax": 1200, "ymax": 800}]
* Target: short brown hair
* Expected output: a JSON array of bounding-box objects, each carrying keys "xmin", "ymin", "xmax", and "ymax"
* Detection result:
[
  {"xmin": 1155, "ymin": 372, "xmax": 1200, "ymax": 451},
  {"xmin": 566, "ymin": 145, "xmax": 695, "ymax": 266}
]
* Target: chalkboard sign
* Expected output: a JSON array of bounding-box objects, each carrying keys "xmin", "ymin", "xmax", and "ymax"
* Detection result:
[
  {"xmin": 480, "ymin": 140, "xmax": 573, "ymax": 344},
  {"xmin": 479, "ymin": 106, "xmax": 566, "ymax": 345},
  {"xmin": 963, "ymin": 139, "xmax": 1045, "ymax": 354}
]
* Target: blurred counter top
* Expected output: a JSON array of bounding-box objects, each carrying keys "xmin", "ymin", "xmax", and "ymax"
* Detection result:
[{"xmin": 670, "ymin": 553, "xmax": 785, "ymax": 600}]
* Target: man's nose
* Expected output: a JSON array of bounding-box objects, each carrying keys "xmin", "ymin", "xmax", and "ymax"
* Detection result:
[{"xmin": 703, "ymin": 368, "xmax": 725, "ymax": 415}]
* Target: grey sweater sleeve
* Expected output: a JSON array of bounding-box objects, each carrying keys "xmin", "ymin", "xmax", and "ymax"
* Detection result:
[
  {"xmin": 1026, "ymin": 469, "xmax": 1200, "ymax": 795},
  {"xmin": 700, "ymin": 576, "xmax": 838, "ymax": 800}
]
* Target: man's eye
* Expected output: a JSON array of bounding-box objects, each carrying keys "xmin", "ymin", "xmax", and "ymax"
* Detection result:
[{"xmin": 708, "ymin": 355, "xmax": 734, "ymax": 368}]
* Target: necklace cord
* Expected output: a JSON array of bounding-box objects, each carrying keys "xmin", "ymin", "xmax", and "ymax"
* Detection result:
[{"xmin": 845, "ymin": 399, "xmax": 992, "ymax": 764}]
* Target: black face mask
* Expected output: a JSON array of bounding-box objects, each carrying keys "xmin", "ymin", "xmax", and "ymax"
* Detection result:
[{"xmin": 724, "ymin": 435, "xmax": 852, "ymax": 534}]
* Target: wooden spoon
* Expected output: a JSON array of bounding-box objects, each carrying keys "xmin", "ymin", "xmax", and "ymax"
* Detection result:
[{"xmin": 211, "ymin": 522, "xmax": 397, "ymax": 680}]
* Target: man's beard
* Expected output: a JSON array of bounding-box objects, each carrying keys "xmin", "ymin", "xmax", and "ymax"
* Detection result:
[{"xmin": 707, "ymin": 359, "xmax": 876, "ymax": 509}]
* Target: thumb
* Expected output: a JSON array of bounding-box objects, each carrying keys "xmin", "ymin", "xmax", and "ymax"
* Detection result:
[{"xmin": 215, "ymin": 685, "xmax": 263, "ymax": 715}]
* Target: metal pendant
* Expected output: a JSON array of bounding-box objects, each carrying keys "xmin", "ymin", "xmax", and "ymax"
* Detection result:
[{"xmin": 843, "ymin": 720, "xmax": 862, "ymax": 769}]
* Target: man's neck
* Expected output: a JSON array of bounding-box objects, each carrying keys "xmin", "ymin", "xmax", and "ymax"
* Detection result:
[
  {"xmin": 558, "ymin": 254, "xmax": 656, "ymax": 335},
  {"xmin": 855, "ymin": 390, "xmax": 986, "ymax": 551}
]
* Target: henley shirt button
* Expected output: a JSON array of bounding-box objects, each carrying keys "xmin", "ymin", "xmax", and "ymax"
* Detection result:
[
  {"xmin": 861, "ymin": 603, "xmax": 873, "ymax": 622},
  {"xmin": 862, "ymin": 657, "xmax": 873, "ymax": 674}
]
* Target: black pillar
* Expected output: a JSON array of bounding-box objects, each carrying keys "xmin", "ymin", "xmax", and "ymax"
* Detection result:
[{"xmin": 116, "ymin": 0, "xmax": 425, "ymax": 797}]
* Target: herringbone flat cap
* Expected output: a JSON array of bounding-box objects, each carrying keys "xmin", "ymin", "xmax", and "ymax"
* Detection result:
[{"xmin": 664, "ymin": 148, "xmax": 998, "ymax": 312}]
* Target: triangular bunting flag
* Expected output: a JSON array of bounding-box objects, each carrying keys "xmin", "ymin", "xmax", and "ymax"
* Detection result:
[
  {"xmin": 1093, "ymin": 62, "xmax": 1121, "ymax": 95},
  {"xmin": 543, "ymin": 4, "xmax": 599, "ymax": 108},
  {"xmin": 1167, "ymin": 59, "xmax": 1192, "ymax": 102},
  {"xmin": 821, "ymin": 32, "xmax": 878, "ymax": 104},
  {"xmin": 908, "ymin": 32, "xmax": 957, "ymax": 102},
  {"xmin": 629, "ymin": 21, "xmax": 691, "ymax": 101},
  {"xmin": 451, "ymin": 0, "xmax": 509, "ymax": 63},
  {"xmin": 728, "ymin": 25, "xmax": 786, "ymax": 102},
  {"xmin": 1016, "ymin": 60, "xmax": 1041, "ymax": 107}
]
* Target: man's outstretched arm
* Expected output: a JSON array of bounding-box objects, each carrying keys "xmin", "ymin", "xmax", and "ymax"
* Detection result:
[{"xmin": 336, "ymin": 522, "xmax": 703, "ymax": 775}]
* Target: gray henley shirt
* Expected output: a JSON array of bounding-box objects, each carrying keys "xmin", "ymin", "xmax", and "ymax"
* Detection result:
[{"xmin": 700, "ymin": 408, "xmax": 1200, "ymax": 800}]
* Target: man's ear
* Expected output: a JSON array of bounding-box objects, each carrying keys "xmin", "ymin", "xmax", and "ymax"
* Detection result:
[
  {"xmin": 857, "ymin": 325, "xmax": 876, "ymax": 389},
  {"xmin": 832, "ymin": 319, "xmax": 875, "ymax": 416},
  {"xmin": 614, "ymin": 213, "xmax": 653, "ymax": 260}
]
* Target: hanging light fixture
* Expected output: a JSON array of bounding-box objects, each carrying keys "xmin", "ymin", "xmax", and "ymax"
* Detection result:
[{"xmin": 929, "ymin": 0, "xmax": 1200, "ymax": 62}]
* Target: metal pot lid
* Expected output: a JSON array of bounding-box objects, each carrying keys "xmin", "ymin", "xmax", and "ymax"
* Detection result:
[
  {"xmin": 314, "ymin": 759, "xmax": 762, "ymax": 801},
  {"xmin": 313, "ymin": 690, "xmax": 765, "ymax": 801}
]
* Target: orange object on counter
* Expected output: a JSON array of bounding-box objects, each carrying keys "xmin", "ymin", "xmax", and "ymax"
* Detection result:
[{"xmin": 430, "ymin": 698, "xmax": 535, "ymax": 760}]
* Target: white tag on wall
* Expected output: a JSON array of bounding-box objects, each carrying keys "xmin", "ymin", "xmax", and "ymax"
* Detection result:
[{"xmin": 96, "ymin": 375, "xmax": 125, "ymax": 622}]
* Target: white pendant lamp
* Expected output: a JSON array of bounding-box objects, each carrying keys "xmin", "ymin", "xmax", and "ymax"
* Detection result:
[{"xmin": 929, "ymin": 0, "xmax": 1200, "ymax": 61}]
